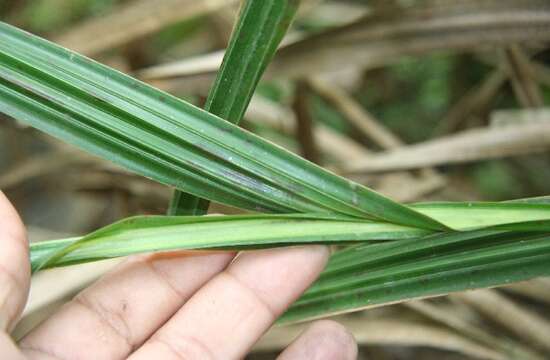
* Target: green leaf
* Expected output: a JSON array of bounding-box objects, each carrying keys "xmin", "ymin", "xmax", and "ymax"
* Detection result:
[
  {"xmin": 168, "ymin": 192, "xmax": 210, "ymax": 216},
  {"xmin": 411, "ymin": 202, "xmax": 550, "ymax": 230},
  {"xmin": 28, "ymin": 206, "xmax": 550, "ymax": 322},
  {"xmin": 29, "ymin": 202, "xmax": 550, "ymax": 271},
  {"xmin": 169, "ymin": 0, "xmax": 300, "ymax": 215},
  {"xmin": 280, "ymin": 230, "xmax": 550, "ymax": 323},
  {"xmin": 30, "ymin": 214, "xmax": 429, "ymax": 271},
  {"xmin": 0, "ymin": 21, "xmax": 445, "ymax": 231},
  {"xmin": 204, "ymin": 0, "xmax": 298, "ymax": 125}
]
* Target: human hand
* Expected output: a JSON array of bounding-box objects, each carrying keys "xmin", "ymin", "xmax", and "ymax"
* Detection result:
[{"xmin": 0, "ymin": 191, "xmax": 357, "ymax": 359}]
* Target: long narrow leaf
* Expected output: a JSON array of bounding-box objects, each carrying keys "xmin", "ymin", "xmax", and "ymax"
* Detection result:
[
  {"xmin": 27, "ymin": 213, "xmax": 550, "ymax": 323},
  {"xmin": 280, "ymin": 230, "xmax": 550, "ymax": 323},
  {"xmin": 170, "ymin": 0, "xmax": 299, "ymax": 215},
  {"xmin": 0, "ymin": 22, "xmax": 444, "ymax": 231},
  {"xmin": 30, "ymin": 214, "xmax": 428, "ymax": 271},
  {"xmin": 412, "ymin": 202, "xmax": 550, "ymax": 230},
  {"xmin": 29, "ymin": 202, "xmax": 550, "ymax": 271}
]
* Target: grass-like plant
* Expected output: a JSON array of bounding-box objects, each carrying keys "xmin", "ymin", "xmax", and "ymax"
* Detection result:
[{"xmin": 1, "ymin": 0, "xmax": 550, "ymax": 324}]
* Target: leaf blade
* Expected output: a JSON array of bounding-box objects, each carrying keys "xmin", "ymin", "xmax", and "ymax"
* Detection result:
[
  {"xmin": 29, "ymin": 214, "xmax": 428, "ymax": 271},
  {"xmin": 0, "ymin": 21, "xmax": 446, "ymax": 230},
  {"xmin": 280, "ymin": 231, "xmax": 550, "ymax": 323},
  {"xmin": 169, "ymin": 0, "xmax": 300, "ymax": 215}
]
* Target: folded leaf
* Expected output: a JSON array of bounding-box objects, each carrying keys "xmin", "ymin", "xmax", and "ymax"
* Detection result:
[
  {"xmin": 29, "ymin": 202, "xmax": 550, "ymax": 271},
  {"xmin": 169, "ymin": 0, "xmax": 300, "ymax": 215},
  {"xmin": 30, "ymin": 214, "xmax": 428, "ymax": 271},
  {"xmin": 0, "ymin": 22, "xmax": 445, "ymax": 231},
  {"xmin": 281, "ymin": 230, "xmax": 550, "ymax": 323}
]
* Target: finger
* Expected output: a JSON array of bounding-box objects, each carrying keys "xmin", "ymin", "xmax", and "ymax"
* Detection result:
[
  {"xmin": 129, "ymin": 245, "xmax": 329, "ymax": 360},
  {"xmin": 0, "ymin": 191, "xmax": 29, "ymax": 331},
  {"xmin": 277, "ymin": 320, "xmax": 358, "ymax": 360},
  {"xmin": 20, "ymin": 251, "xmax": 234, "ymax": 360}
]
